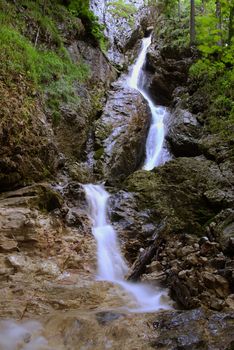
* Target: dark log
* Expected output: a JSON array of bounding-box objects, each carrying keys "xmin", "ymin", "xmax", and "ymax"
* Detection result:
[{"xmin": 127, "ymin": 220, "xmax": 168, "ymax": 281}]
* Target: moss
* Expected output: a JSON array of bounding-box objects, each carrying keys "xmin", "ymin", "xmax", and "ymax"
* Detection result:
[
  {"xmin": 67, "ymin": 0, "xmax": 107, "ymax": 51},
  {"xmin": 0, "ymin": 21, "xmax": 89, "ymax": 125},
  {"xmin": 124, "ymin": 158, "xmax": 225, "ymax": 236},
  {"xmin": 38, "ymin": 187, "xmax": 63, "ymax": 212},
  {"xmin": 0, "ymin": 0, "xmax": 94, "ymax": 126},
  {"xmin": 94, "ymin": 148, "xmax": 104, "ymax": 160}
]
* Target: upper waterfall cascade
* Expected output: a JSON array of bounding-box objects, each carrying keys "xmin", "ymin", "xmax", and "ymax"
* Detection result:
[{"xmin": 128, "ymin": 35, "xmax": 170, "ymax": 170}]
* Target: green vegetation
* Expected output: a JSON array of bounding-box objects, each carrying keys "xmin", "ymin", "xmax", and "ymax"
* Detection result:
[
  {"xmin": 107, "ymin": 0, "xmax": 137, "ymax": 27},
  {"xmin": 0, "ymin": 26, "xmax": 88, "ymax": 85},
  {"xmin": 149, "ymin": 0, "xmax": 233, "ymax": 139},
  {"xmin": 67, "ymin": 0, "xmax": 107, "ymax": 50},
  {"xmin": 0, "ymin": 0, "xmax": 107, "ymax": 124}
]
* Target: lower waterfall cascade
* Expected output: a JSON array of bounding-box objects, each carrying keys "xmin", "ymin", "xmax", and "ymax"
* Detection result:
[{"xmin": 84, "ymin": 184, "xmax": 171, "ymax": 312}]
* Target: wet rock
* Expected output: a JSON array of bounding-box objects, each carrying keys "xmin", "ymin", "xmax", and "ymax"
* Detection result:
[
  {"xmin": 94, "ymin": 79, "xmax": 149, "ymax": 183},
  {"xmin": 65, "ymin": 208, "xmax": 88, "ymax": 228},
  {"xmin": 95, "ymin": 311, "xmax": 124, "ymax": 325},
  {"xmin": 145, "ymin": 44, "xmax": 193, "ymax": 106},
  {"xmin": 150, "ymin": 308, "xmax": 234, "ymax": 350},
  {"xmin": 166, "ymin": 107, "xmax": 202, "ymax": 157},
  {"xmin": 125, "ymin": 157, "xmax": 231, "ymax": 235}
]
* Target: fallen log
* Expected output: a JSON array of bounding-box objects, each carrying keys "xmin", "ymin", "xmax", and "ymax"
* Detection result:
[{"xmin": 126, "ymin": 219, "xmax": 168, "ymax": 281}]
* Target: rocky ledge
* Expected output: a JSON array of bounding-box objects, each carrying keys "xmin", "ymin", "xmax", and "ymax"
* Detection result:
[{"xmin": 93, "ymin": 77, "xmax": 150, "ymax": 183}]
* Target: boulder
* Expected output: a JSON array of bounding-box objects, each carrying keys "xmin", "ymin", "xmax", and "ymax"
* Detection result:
[
  {"xmin": 143, "ymin": 44, "xmax": 193, "ymax": 106},
  {"xmin": 94, "ymin": 78, "xmax": 150, "ymax": 183},
  {"xmin": 150, "ymin": 308, "xmax": 234, "ymax": 350},
  {"xmin": 124, "ymin": 157, "xmax": 231, "ymax": 235},
  {"xmin": 166, "ymin": 107, "xmax": 202, "ymax": 157}
]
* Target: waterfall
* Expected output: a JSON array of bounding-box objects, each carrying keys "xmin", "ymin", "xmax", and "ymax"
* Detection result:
[
  {"xmin": 84, "ymin": 184, "xmax": 170, "ymax": 312},
  {"xmin": 83, "ymin": 34, "xmax": 172, "ymax": 312},
  {"xmin": 128, "ymin": 35, "xmax": 170, "ymax": 170},
  {"xmin": 83, "ymin": 184, "xmax": 128, "ymax": 282}
]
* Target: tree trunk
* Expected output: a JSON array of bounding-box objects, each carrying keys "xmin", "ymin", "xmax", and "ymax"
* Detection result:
[
  {"xmin": 178, "ymin": 0, "xmax": 181, "ymax": 20},
  {"xmin": 127, "ymin": 220, "xmax": 168, "ymax": 281},
  {"xmin": 190, "ymin": 0, "xmax": 196, "ymax": 46},
  {"xmin": 201, "ymin": 0, "xmax": 205, "ymax": 14},
  {"xmin": 228, "ymin": 5, "xmax": 234, "ymax": 45},
  {"xmin": 216, "ymin": 0, "xmax": 222, "ymax": 46}
]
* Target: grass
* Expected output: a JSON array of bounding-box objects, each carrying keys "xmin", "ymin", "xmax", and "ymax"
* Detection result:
[{"xmin": 0, "ymin": 0, "xmax": 91, "ymax": 125}]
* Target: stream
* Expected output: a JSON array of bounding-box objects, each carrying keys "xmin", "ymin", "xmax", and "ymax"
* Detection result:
[
  {"xmin": 83, "ymin": 34, "xmax": 170, "ymax": 312},
  {"xmin": 0, "ymin": 29, "xmax": 171, "ymax": 350}
]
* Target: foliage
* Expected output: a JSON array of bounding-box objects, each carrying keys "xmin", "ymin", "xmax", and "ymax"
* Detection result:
[
  {"xmin": 189, "ymin": 56, "xmax": 234, "ymax": 139},
  {"xmin": 107, "ymin": 0, "xmax": 137, "ymax": 26},
  {"xmin": 0, "ymin": 1, "xmax": 91, "ymax": 124},
  {"xmin": 150, "ymin": 0, "xmax": 234, "ymax": 139},
  {"xmin": 67, "ymin": 0, "xmax": 107, "ymax": 51}
]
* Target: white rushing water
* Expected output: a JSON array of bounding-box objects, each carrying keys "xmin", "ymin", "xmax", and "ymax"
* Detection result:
[
  {"xmin": 0, "ymin": 320, "xmax": 48, "ymax": 350},
  {"xmin": 128, "ymin": 35, "xmax": 170, "ymax": 170},
  {"xmin": 84, "ymin": 184, "xmax": 128, "ymax": 282},
  {"xmin": 84, "ymin": 184, "xmax": 170, "ymax": 312}
]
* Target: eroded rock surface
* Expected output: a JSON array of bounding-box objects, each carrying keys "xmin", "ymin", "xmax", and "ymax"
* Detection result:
[
  {"xmin": 90, "ymin": 0, "xmax": 155, "ymax": 67},
  {"xmin": 55, "ymin": 41, "xmax": 117, "ymax": 165},
  {"xmin": 118, "ymin": 156, "xmax": 234, "ymax": 310},
  {"xmin": 145, "ymin": 44, "xmax": 194, "ymax": 106},
  {"xmin": 94, "ymin": 78, "xmax": 150, "ymax": 183},
  {"xmin": 150, "ymin": 308, "xmax": 234, "ymax": 350},
  {"xmin": 166, "ymin": 107, "xmax": 202, "ymax": 157}
]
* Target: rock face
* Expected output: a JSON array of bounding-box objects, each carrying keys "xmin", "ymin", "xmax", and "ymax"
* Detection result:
[
  {"xmin": 125, "ymin": 157, "xmax": 233, "ymax": 235},
  {"xmin": 119, "ymin": 156, "xmax": 234, "ymax": 309},
  {"xmin": 0, "ymin": 183, "xmax": 102, "ymax": 318},
  {"xmin": 145, "ymin": 44, "xmax": 194, "ymax": 106},
  {"xmin": 166, "ymin": 107, "xmax": 202, "ymax": 157},
  {"xmin": 0, "ymin": 76, "xmax": 59, "ymax": 191},
  {"xmin": 54, "ymin": 41, "xmax": 117, "ymax": 164},
  {"xmin": 94, "ymin": 78, "xmax": 150, "ymax": 183},
  {"xmin": 90, "ymin": 0, "xmax": 155, "ymax": 66}
]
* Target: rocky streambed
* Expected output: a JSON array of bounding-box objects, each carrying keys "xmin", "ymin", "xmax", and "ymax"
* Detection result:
[{"xmin": 0, "ymin": 1, "xmax": 234, "ymax": 349}]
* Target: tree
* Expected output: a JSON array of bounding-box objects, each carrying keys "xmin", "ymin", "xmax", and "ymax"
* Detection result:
[
  {"xmin": 228, "ymin": 4, "xmax": 234, "ymax": 45},
  {"xmin": 215, "ymin": 0, "xmax": 222, "ymax": 45},
  {"xmin": 190, "ymin": 0, "xmax": 196, "ymax": 45},
  {"xmin": 201, "ymin": 0, "xmax": 206, "ymax": 14},
  {"xmin": 178, "ymin": 0, "xmax": 181, "ymax": 20}
]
